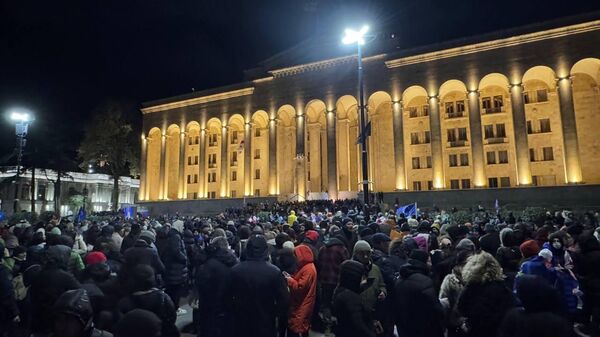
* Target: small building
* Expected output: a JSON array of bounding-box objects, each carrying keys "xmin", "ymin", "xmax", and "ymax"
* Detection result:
[{"xmin": 0, "ymin": 167, "xmax": 139, "ymax": 216}]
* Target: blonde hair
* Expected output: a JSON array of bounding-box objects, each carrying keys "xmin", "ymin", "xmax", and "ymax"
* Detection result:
[{"xmin": 461, "ymin": 251, "xmax": 504, "ymax": 284}]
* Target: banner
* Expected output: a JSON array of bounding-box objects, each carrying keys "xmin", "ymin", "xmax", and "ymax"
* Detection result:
[{"xmin": 396, "ymin": 202, "xmax": 417, "ymax": 217}]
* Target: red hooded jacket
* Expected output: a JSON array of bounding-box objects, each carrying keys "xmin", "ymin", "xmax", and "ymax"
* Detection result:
[{"xmin": 287, "ymin": 245, "xmax": 317, "ymax": 333}]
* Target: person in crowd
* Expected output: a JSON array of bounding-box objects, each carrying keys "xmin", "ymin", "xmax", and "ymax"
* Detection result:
[
  {"xmin": 352, "ymin": 240, "xmax": 386, "ymax": 323},
  {"xmin": 195, "ymin": 236, "xmax": 238, "ymax": 337},
  {"xmin": 575, "ymin": 233, "xmax": 600, "ymax": 337},
  {"xmin": 518, "ymin": 248, "xmax": 557, "ymax": 286},
  {"xmin": 0, "ymin": 240, "xmax": 19, "ymax": 337},
  {"xmin": 121, "ymin": 230, "xmax": 165, "ymax": 286},
  {"xmin": 332, "ymin": 260, "xmax": 376, "ymax": 337},
  {"xmin": 229, "ymin": 234, "xmax": 289, "ymax": 337},
  {"xmin": 120, "ymin": 223, "xmax": 141, "ymax": 254},
  {"xmin": 479, "ymin": 223, "xmax": 501, "ymax": 255},
  {"xmin": 496, "ymin": 228, "xmax": 521, "ymax": 288},
  {"xmin": 51, "ymin": 289, "xmax": 111, "ymax": 337},
  {"xmin": 284, "ymin": 245, "xmax": 317, "ymax": 337},
  {"xmin": 160, "ymin": 221, "xmax": 188, "ymax": 316},
  {"xmin": 394, "ymin": 249, "xmax": 444, "ymax": 337},
  {"xmin": 439, "ymin": 250, "xmax": 473, "ymax": 337},
  {"xmin": 317, "ymin": 228, "xmax": 349, "ymax": 320},
  {"xmin": 114, "ymin": 309, "xmax": 162, "ymax": 337},
  {"xmin": 458, "ymin": 252, "xmax": 514, "ymax": 337},
  {"xmin": 118, "ymin": 264, "xmax": 178, "ymax": 337}
]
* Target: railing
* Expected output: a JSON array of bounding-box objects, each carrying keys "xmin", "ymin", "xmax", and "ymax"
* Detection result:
[
  {"xmin": 448, "ymin": 140, "xmax": 467, "ymax": 148},
  {"xmin": 485, "ymin": 137, "xmax": 506, "ymax": 144},
  {"xmin": 483, "ymin": 106, "xmax": 504, "ymax": 114},
  {"xmin": 230, "ymin": 161, "xmax": 238, "ymax": 167},
  {"xmin": 447, "ymin": 111, "xmax": 465, "ymax": 119},
  {"xmin": 208, "ymin": 163, "xmax": 217, "ymax": 169}
]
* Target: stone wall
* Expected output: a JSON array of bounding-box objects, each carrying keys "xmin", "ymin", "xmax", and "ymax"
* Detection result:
[{"xmin": 139, "ymin": 196, "xmax": 278, "ymax": 216}]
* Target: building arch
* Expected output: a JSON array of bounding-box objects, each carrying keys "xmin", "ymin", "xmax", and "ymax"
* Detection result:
[
  {"xmin": 304, "ymin": 100, "xmax": 328, "ymax": 195},
  {"xmin": 251, "ymin": 110, "xmax": 270, "ymax": 196},
  {"xmin": 335, "ymin": 95, "xmax": 359, "ymax": 192},
  {"xmin": 402, "ymin": 86, "xmax": 433, "ymax": 191},
  {"xmin": 184, "ymin": 121, "xmax": 201, "ymax": 199},
  {"xmin": 205, "ymin": 118, "xmax": 222, "ymax": 199},
  {"xmin": 367, "ymin": 91, "xmax": 395, "ymax": 192},
  {"xmin": 571, "ymin": 58, "xmax": 600, "ymax": 183},
  {"xmin": 146, "ymin": 127, "xmax": 162, "ymax": 200},
  {"xmin": 522, "ymin": 66, "xmax": 556, "ymax": 90},
  {"xmin": 276, "ymin": 105, "xmax": 297, "ymax": 196},
  {"xmin": 164, "ymin": 124, "xmax": 181, "ymax": 200},
  {"xmin": 227, "ymin": 114, "xmax": 245, "ymax": 198}
]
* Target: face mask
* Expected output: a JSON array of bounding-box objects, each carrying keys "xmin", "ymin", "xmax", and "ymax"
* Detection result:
[{"xmin": 552, "ymin": 241, "xmax": 562, "ymax": 250}]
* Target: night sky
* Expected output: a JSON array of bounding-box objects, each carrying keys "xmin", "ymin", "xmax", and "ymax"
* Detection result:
[{"xmin": 1, "ymin": 0, "xmax": 599, "ymax": 168}]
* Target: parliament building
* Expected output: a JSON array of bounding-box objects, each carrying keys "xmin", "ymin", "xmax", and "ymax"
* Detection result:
[{"xmin": 139, "ymin": 15, "xmax": 600, "ymax": 207}]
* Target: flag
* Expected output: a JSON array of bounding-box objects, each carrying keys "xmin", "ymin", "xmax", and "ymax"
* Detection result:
[
  {"xmin": 396, "ymin": 202, "xmax": 417, "ymax": 217},
  {"xmin": 77, "ymin": 207, "xmax": 86, "ymax": 223},
  {"xmin": 356, "ymin": 121, "xmax": 371, "ymax": 145},
  {"xmin": 494, "ymin": 199, "xmax": 500, "ymax": 214}
]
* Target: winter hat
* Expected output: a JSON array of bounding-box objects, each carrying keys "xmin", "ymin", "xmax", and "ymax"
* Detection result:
[
  {"xmin": 84, "ymin": 251, "xmax": 107, "ymax": 266},
  {"xmin": 50, "ymin": 227, "xmax": 61, "ymax": 236},
  {"xmin": 139, "ymin": 230, "xmax": 156, "ymax": 244},
  {"xmin": 484, "ymin": 223, "xmax": 497, "ymax": 233},
  {"xmin": 210, "ymin": 236, "xmax": 229, "ymax": 250},
  {"xmin": 407, "ymin": 218, "xmax": 419, "ymax": 229},
  {"xmin": 305, "ymin": 230, "xmax": 319, "ymax": 242},
  {"xmin": 328, "ymin": 225, "xmax": 341, "ymax": 235},
  {"xmin": 131, "ymin": 264, "xmax": 156, "ymax": 290},
  {"xmin": 409, "ymin": 249, "xmax": 430, "ymax": 264},
  {"xmin": 538, "ymin": 248, "xmax": 553, "ymax": 261},
  {"xmin": 282, "ymin": 241, "xmax": 295, "ymax": 251},
  {"xmin": 372, "ymin": 233, "xmax": 391, "ymax": 246},
  {"xmin": 172, "ymin": 220, "xmax": 184, "ymax": 234},
  {"xmin": 114, "ymin": 309, "xmax": 162, "ymax": 337},
  {"xmin": 53, "ymin": 289, "xmax": 93, "ymax": 329},
  {"xmin": 339, "ymin": 260, "xmax": 366, "ymax": 293},
  {"xmin": 353, "ymin": 240, "xmax": 372, "ymax": 256},
  {"xmin": 246, "ymin": 234, "xmax": 269, "ymax": 261},
  {"xmin": 213, "ymin": 228, "xmax": 226, "ymax": 238},
  {"xmin": 413, "ymin": 235, "xmax": 428, "ymax": 251},
  {"xmin": 456, "ymin": 238, "xmax": 476, "ymax": 252},
  {"xmin": 520, "ymin": 239, "xmax": 541, "ymax": 259},
  {"xmin": 399, "ymin": 223, "xmax": 411, "ymax": 232}
]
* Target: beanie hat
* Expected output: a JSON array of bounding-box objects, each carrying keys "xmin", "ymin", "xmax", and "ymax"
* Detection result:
[
  {"xmin": 50, "ymin": 227, "xmax": 61, "ymax": 235},
  {"xmin": 353, "ymin": 240, "xmax": 372, "ymax": 255},
  {"xmin": 84, "ymin": 251, "xmax": 107, "ymax": 266},
  {"xmin": 407, "ymin": 218, "xmax": 419, "ymax": 229},
  {"xmin": 339, "ymin": 260, "xmax": 366, "ymax": 293},
  {"xmin": 305, "ymin": 230, "xmax": 319, "ymax": 242},
  {"xmin": 456, "ymin": 238, "xmax": 476, "ymax": 252},
  {"xmin": 115, "ymin": 309, "xmax": 162, "ymax": 337},
  {"xmin": 372, "ymin": 233, "xmax": 391, "ymax": 246},
  {"xmin": 139, "ymin": 230, "xmax": 156, "ymax": 244},
  {"xmin": 282, "ymin": 241, "xmax": 295, "ymax": 251},
  {"xmin": 409, "ymin": 249, "xmax": 430, "ymax": 264},
  {"xmin": 520, "ymin": 239, "xmax": 541, "ymax": 259},
  {"xmin": 400, "ymin": 223, "xmax": 411, "ymax": 232},
  {"xmin": 538, "ymin": 248, "xmax": 553, "ymax": 261},
  {"xmin": 484, "ymin": 223, "xmax": 497, "ymax": 233}
]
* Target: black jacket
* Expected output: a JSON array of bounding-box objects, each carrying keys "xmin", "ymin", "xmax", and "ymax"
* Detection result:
[
  {"xmin": 123, "ymin": 240, "xmax": 165, "ymax": 276},
  {"xmin": 228, "ymin": 235, "xmax": 289, "ymax": 337},
  {"xmin": 118, "ymin": 288, "xmax": 179, "ymax": 337},
  {"xmin": 120, "ymin": 232, "xmax": 138, "ymax": 254},
  {"xmin": 394, "ymin": 260, "xmax": 444, "ymax": 337},
  {"xmin": 458, "ymin": 280, "xmax": 514, "ymax": 337},
  {"xmin": 332, "ymin": 286, "xmax": 376, "ymax": 337},
  {"xmin": 479, "ymin": 232, "xmax": 501, "ymax": 255},
  {"xmin": 0, "ymin": 264, "xmax": 18, "ymax": 325},
  {"xmin": 161, "ymin": 229, "xmax": 188, "ymax": 286},
  {"xmin": 196, "ymin": 246, "xmax": 238, "ymax": 314},
  {"xmin": 575, "ymin": 234, "xmax": 600, "ymax": 301}
]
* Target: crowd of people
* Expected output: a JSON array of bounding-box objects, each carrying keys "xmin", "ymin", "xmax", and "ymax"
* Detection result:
[{"xmin": 1, "ymin": 198, "xmax": 599, "ymax": 337}]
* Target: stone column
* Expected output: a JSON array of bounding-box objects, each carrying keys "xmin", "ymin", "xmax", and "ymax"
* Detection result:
[
  {"xmin": 139, "ymin": 136, "xmax": 147, "ymax": 200},
  {"xmin": 178, "ymin": 131, "xmax": 186, "ymax": 198},
  {"xmin": 428, "ymin": 96, "xmax": 445, "ymax": 188},
  {"xmin": 326, "ymin": 110, "xmax": 338, "ymax": 199},
  {"xmin": 509, "ymin": 83, "xmax": 532, "ymax": 185},
  {"xmin": 198, "ymin": 129, "xmax": 206, "ymax": 198},
  {"xmin": 269, "ymin": 119, "xmax": 277, "ymax": 195},
  {"xmin": 220, "ymin": 126, "xmax": 228, "ymax": 198},
  {"xmin": 244, "ymin": 123, "xmax": 252, "ymax": 196},
  {"xmin": 392, "ymin": 101, "xmax": 406, "ymax": 190},
  {"xmin": 468, "ymin": 91, "xmax": 486, "ymax": 187},
  {"xmin": 159, "ymin": 133, "xmax": 167, "ymax": 199},
  {"xmin": 557, "ymin": 77, "xmax": 583, "ymax": 183},
  {"xmin": 296, "ymin": 114, "xmax": 306, "ymax": 200}
]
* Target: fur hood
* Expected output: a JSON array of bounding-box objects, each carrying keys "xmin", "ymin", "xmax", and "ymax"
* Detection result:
[{"xmin": 462, "ymin": 252, "xmax": 504, "ymax": 285}]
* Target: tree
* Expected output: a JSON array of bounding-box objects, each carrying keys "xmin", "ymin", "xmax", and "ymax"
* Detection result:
[{"xmin": 79, "ymin": 101, "xmax": 139, "ymax": 212}]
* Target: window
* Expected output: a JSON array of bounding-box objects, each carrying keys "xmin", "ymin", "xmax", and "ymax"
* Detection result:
[
  {"xmin": 188, "ymin": 156, "xmax": 192, "ymax": 165},
  {"xmin": 255, "ymin": 128, "xmax": 262, "ymax": 137},
  {"xmin": 493, "ymin": 95, "xmax": 503, "ymax": 108},
  {"xmin": 231, "ymin": 131, "xmax": 238, "ymax": 144},
  {"xmin": 187, "ymin": 175, "xmax": 191, "ymax": 184},
  {"xmin": 209, "ymin": 133, "xmax": 218, "ymax": 146},
  {"xmin": 20, "ymin": 185, "xmax": 30, "ymax": 200},
  {"xmin": 498, "ymin": 150, "xmax": 509, "ymax": 164},
  {"xmin": 527, "ymin": 120, "xmax": 533, "ymax": 134},
  {"xmin": 231, "ymin": 190, "xmax": 237, "ymax": 198},
  {"xmin": 496, "ymin": 124, "xmax": 506, "ymax": 138},
  {"xmin": 193, "ymin": 174, "xmax": 198, "ymax": 183},
  {"xmin": 231, "ymin": 171, "xmax": 237, "ymax": 181},
  {"xmin": 460, "ymin": 153, "xmax": 469, "ymax": 166},
  {"xmin": 447, "ymin": 129, "xmax": 457, "ymax": 142},
  {"xmin": 523, "ymin": 91, "xmax": 531, "ymax": 104},
  {"xmin": 487, "ymin": 151, "xmax": 497, "ymax": 164},
  {"xmin": 208, "ymin": 154, "xmax": 217, "ymax": 168},
  {"xmin": 445, "ymin": 102, "xmax": 455, "ymax": 114},
  {"xmin": 488, "ymin": 177, "xmax": 499, "ymax": 188},
  {"xmin": 484, "ymin": 125, "xmax": 494, "ymax": 139},
  {"xmin": 254, "ymin": 189, "xmax": 260, "ymax": 196},
  {"xmin": 409, "ymin": 107, "xmax": 418, "ymax": 118},
  {"xmin": 307, "ymin": 152, "xmax": 310, "ymax": 162},
  {"xmin": 255, "ymin": 169, "xmax": 260, "ymax": 180},
  {"xmin": 461, "ymin": 179, "xmax": 471, "ymax": 189},
  {"xmin": 195, "ymin": 136, "xmax": 199, "ymax": 144},
  {"xmin": 413, "ymin": 181, "xmax": 422, "ymax": 191},
  {"xmin": 458, "ymin": 128, "xmax": 468, "ymax": 141},
  {"xmin": 188, "ymin": 137, "xmax": 193, "ymax": 145},
  {"xmin": 536, "ymin": 89, "xmax": 548, "ymax": 102},
  {"xmin": 449, "ymin": 154, "xmax": 458, "ymax": 167},
  {"xmin": 482, "ymin": 97, "xmax": 492, "ymax": 110},
  {"xmin": 426, "ymin": 156, "xmax": 432, "ymax": 168},
  {"xmin": 532, "ymin": 175, "xmax": 540, "ymax": 186},
  {"xmin": 231, "ymin": 152, "xmax": 237, "ymax": 165},
  {"xmin": 37, "ymin": 185, "xmax": 47, "ymax": 201},
  {"xmin": 194, "ymin": 156, "xmax": 199, "ymax": 165},
  {"xmin": 456, "ymin": 100, "xmax": 465, "ymax": 113},
  {"xmin": 427, "ymin": 181, "xmax": 434, "ymax": 190},
  {"xmin": 543, "ymin": 147, "xmax": 554, "ymax": 161},
  {"xmin": 424, "ymin": 131, "xmax": 431, "ymax": 143},
  {"xmin": 529, "ymin": 148, "xmax": 536, "ymax": 162},
  {"xmin": 209, "ymin": 191, "xmax": 216, "ymax": 199},
  {"xmin": 254, "ymin": 149, "xmax": 261, "ymax": 159},
  {"xmin": 422, "ymin": 105, "xmax": 429, "ymax": 116},
  {"xmin": 540, "ymin": 119, "xmax": 551, "ymax": 133},
  {"xmin": 208, "ymin": 172, "xmax": 216, "ymax": 183},
  {"xmin": 412, "ymin": 157, "xmax": 421, "ymax": 169},
  {"xmin": 411, "ymin": 132, "xmax": 419, "ymax": 145},
  {"xmin": 450, "ymin": 179, "xmax": 460, "ymax": 189},
  {"xmin": 500, "ymin": 177, "xmax": 511, "ymax": 187}
]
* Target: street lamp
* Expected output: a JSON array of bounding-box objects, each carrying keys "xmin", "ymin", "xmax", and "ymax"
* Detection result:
[
  {"xmin": 9, "ymin": 110, "xmax": 33, "ymax": 213},
  {"xmin": 343, "ymin": 25, "xmax": 371, "ymax": 205}
]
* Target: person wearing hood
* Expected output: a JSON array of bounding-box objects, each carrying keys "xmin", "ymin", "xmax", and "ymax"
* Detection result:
[
  {"xmin": 542, "ymin": 231, "xmax": 579, "ymax": 318},
  {"xmin": 496, "ymin": 228, "xmax": 521, "ymax": 282},
  {"xmin": 288, "ymin": 210, "xmax": 298, "ymax": 225},
  {"xmin": 118, "ymin": 264, "xmax": 178, "ymax": 337},
  {"xmin": 479, "ymin": 223, "xmax": 501, "ymax": 255},
  {"xmin": 439, "ymin": 250, "xmax": 473, "ymax": 337},
  {"xmin": 457, "ymin": 252, "xmax": 514, "ymax": 337},
  {"xmin": 317, "ymin": 231, "xmax": 350, "ymax": 316},
  {"xmin": 332, "ymin": 260, "xmax": 376, "ymax": 337},
  {"xmin": 518, "ymin": 248, "xmax": 557, "ymax": 287},
  {"xmin": 114, "ymin": 309, "xmax": 162, "ymax": 337},
  {"xmin": 394, "ymin": 249, "xmax": 444, "ymax": 337},
  {"xmin": 122, "ymin": 230, "xmax": 165, "ymax": 288},
  {"xmin": 574, "ymin": 233, "xmax": 600, "ymax": 336},
  {"xmin": 284, "ymin": 245, "xmax": 317, "ymax": 337},
  {"xmin": 120, "ymin": 224, "xmax": 141, "ymax": 254},
  {"xmin": 160, "ymin": 222, "xmax": 188, "ymax": 315},
  {"xmin": 51, "ymin": 289, "xmax": 111, "ymax": 337},
  {"xmin": 352, "ymin": 240, "xmax": 386, "ymax": 319},
  {"xmin": 195, "ymin": 236, "xmax": 238, "ymax": 337},
  {"xmin": 30, "ymin": 245, "xmax": 82, "ymax": 335},
  {"xmin": 371, "ymin": 233, "xmax": 400, "ymax": 337},
  {"xmin": 228, "ymin": 235, "xmax": 289, "ymax": 337}
]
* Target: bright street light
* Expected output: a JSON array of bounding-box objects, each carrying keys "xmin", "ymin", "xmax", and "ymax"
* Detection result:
[
  {"xmin": 7, "ymin": 108, "xmax": 34, "ymax": 213},
  {"xmin": 342, "ymin": 25, "xmax": 369, "ymax": 45},
  {"xmin": 10, "ymin": 111, "xmax": 31, "ymax": 122}
]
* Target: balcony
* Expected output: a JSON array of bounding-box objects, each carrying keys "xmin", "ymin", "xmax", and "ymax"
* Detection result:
[
  {"xmin": 448, "ymin": 140, "xmax": 467, "ymax": 148},
  {"xmin": 230, "ymin": 161, "xmax": 238, "ymax": 167},
  {"xmin": 208, "ymin": 163, "xmax": 217, "ymax": 169},
  {"xmin": 485, "ymin": 137, "xmax": 506, "ymax": 145},
  {"xmin": 447, "ymin": 111, "xmax": 465, "ymax": 119},
  {"xmin": 483, "ymin": 106, "xmax": 504, "ymax": 114}
]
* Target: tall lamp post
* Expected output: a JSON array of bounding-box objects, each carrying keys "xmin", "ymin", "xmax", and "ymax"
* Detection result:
[
  {"xmin": 10, "ymin": 111, "xmax": 32, "ymax": 213},
  {"xmin": 343, "ymin": 25, "xmax": 371, "ymax": 204}
]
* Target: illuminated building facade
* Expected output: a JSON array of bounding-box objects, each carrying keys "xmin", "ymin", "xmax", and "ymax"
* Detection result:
[{"xmin": 139, "ymin": 17, "xmax": 600, "ymax": 203}]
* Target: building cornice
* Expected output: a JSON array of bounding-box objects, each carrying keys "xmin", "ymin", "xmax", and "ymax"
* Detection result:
[
  {"xmin": 385, "ymin": 19, "xmax": 600, "ymax": 68},
  {"xmin": 141, "ymin": 87, "xmax": 255, "ymax": 114},
  {"xmin": 269, "ymin": 54, "xmax": 386, "ymax": 78}
]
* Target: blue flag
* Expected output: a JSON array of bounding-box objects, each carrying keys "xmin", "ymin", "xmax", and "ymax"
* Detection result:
[
  {"xmin": 396, "ymin": 202, "xmax": 417, "ymax": 217},
  {"xmin": 77, "ymin": 207, "xmax": 86, "ymax": 223}
]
